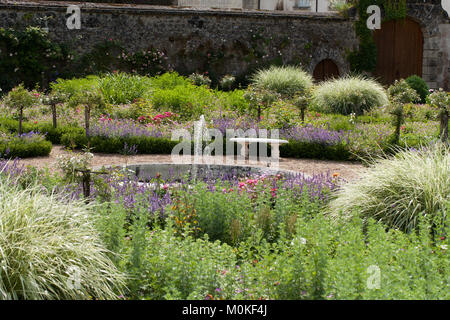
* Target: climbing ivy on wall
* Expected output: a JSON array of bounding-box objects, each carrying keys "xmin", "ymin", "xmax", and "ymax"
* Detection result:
[
  {"xmin": 384, "ymin": 0, "xmax": 407, "ymax": 21},
  {"xmin": 348, "ymin": 0, "xmax": 407, "ymax": 73}
]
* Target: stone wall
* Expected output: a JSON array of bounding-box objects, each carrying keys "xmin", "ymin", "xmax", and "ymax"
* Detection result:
[
  {"xmin": 0, "ymin": 1, "xmax": 357, "ymax": 81},
  {"xmin": 1, "ymin": 1, "xmax": 447, "ymax": 88},
  {"xmin": 406, "ymin": 0, "xmax": 450, "ymax": 90}
]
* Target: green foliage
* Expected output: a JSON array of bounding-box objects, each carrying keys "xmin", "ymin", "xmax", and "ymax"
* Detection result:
[
  {"xmin": 214, "ymin": 89, "xmax": 249, "ymax": 113},
  {"xmin": 387, "ymin": 79, "xmax": 420, "ymax": 104},
  {"xmin": 150, "ymin": 84, "xmax": 213, "ymax": 119},
  {"xmin": 405, "ymin": 75, "xmax": 429, "ymax": 104},
  {"xmin": 168, "ymin": 185, "xmax": 253, "ymax": 245},
  {"xmin": 0, "ymin": 27, "xmax": 68, "ymax": 91},
  {"xmin": 3, "ymin": 84, "xmax": 36, "ymax": 111},
  {"xmin": 329, "ymin": 143, "xmax": 450, "ymax": 232},
  {"xmin": 383, "ymin": 0, "xmax": 407, "ymax": 21},
  {"xmin": 50, "ymin": 76, "xmax": 99, "ymax": 99},
  {"xmin": 127, "ymin": 225, "xmax": 237, "ymax": 300},
  {"xmin": 0, "ymin": 178, "xmax": 125, "ymax": 299},
  {"xmin": 311, "ymin": 76, "xmax": 388, "ymax": 115},
  {"xmin": 98, "ymin": 72, "xmax": 153, "ymax": 104},
  {"xmin": 251, "ymin": 65, "xmax": 313, "ymax": 98},
  {"xmin": 348, "ymin": 0, "xmax": 378, "ymax": 73},
  {"xmin": 149, "ymin": 72, "xmax": 192, "ymax": 89}
]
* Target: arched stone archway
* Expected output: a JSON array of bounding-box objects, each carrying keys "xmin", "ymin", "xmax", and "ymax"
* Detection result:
[
  {"xmin": 313, "ymin": 59, "xmax": 340, "ymax": 82},
  {"xmin": 373, "ymin": 17, "xmax": 423, "ymax": 85}
]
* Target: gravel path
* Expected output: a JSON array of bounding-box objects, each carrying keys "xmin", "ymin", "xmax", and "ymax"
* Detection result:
[{"xmin": 19, "ymin": 145, "xmax": 366, "ymax": 181}]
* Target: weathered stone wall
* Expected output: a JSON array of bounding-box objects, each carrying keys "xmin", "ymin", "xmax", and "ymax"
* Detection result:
[
  {"xmin": 0, "ymin": 1, "xmax": 357, "ymax": 81},
  {"xmin": 407, "ymin": 0, "xmax": 450, "ymax": 89}
]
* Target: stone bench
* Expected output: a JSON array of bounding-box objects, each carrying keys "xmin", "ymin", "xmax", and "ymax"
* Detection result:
[{"xmin": 229, "ymin": 137, "xmax": 289, "ymax": 161}]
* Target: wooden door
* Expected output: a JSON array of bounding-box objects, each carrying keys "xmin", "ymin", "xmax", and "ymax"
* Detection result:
[
  {"xmin": 313, "ymin": 59, "xmax": 340, "ymax": 82},
  {"xmin": 374, "ymin": 18, "xmax": 423, "ymax": 85}
]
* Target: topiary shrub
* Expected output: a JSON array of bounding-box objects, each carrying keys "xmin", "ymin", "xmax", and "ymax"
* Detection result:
[
  {"xmin": 0, "ymin": 177, "xmax": 125, "ymax": 299},
  {"xmin": 328, "ymin": 143, "xmax": 450, "ymax": 232},
  {"xmin": 405, "ymin": 75, "xmax": 430, "ymax": 103},
  {"xmin": 311, "ymin": 76, "xmax": 388, "ymax": 115},
  {"xmin": 387, "ymin": 79, "xmax": 419, "ymax": 104},
  {"xmin": 251, "ymin": 65, "xmax": 313, "ymax": 98}
]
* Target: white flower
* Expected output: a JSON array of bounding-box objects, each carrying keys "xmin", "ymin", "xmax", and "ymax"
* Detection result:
[
  {"xmin": 440, "ymin": 245, "xmax": 447, "ymax": 250},
  {"xmin": 299, "ymin": 237, "xmax": 307, "ymax": 245}
]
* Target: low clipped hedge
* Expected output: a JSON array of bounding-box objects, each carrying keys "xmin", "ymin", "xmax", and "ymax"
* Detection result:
[
  {"xmin": 61, "ymin": 130, "xmax": 353, "ymax": 161},
  {"xmin": 0, "ymin": 119, "xmax": 84, "ymax": 144},
  {"xmin": 280, "ymin": 140, "xmax": 351, "ymax": 161},
  {"xmin": 1, "ymin": 138, "xmax": 52, "ymax": 158},
  {"xmin": 61, "ymin": 131, "xmax": 179, "ymax": 154}
]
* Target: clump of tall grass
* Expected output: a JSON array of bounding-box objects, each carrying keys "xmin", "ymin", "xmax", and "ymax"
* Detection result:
[
  {"xmin": 311, "ymin": 76, "xmax": 388, "ymax": 115},
  {"xmin": 251, "ymin": 65, "xmax": 313, "ymax": 98},
  {"xmin": 0, "ymin": 177, "xmax": 125, "ymax": 300},
  {"xmin": 328, "ymin": 143, "xmax": 449, "ymax": 232},
  {"xmin": 98, "ymin": 72, "xmax": 153, "ymax": 104}
]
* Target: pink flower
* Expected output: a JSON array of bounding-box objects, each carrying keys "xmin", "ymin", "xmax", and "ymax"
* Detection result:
[{"xmin": 162, "ymin": 184, "xmax": 168, "ymax": 190}]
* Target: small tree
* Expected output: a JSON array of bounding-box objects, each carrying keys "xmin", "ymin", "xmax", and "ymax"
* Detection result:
[
  {"xmin": 43, "ymin": 92, "xmax": 67, "ymax": 129},
  {"xmin": 292, "ymin": 88, "xmax": 313, "ymax": 123},
  {"xmin": 3, "ymin": 84, "xmax": 37, "ymax": 135},
  {"xmin": 387, "ymin": 79, "xmax": 419, "ymax": 104},
  {"xmin": 428, "ymin": 88, "xmax": 450, "ymax": 143},
  {"xmin": 243, "ymin": 86, "xmax": 278, "ymax": 121},
  {"xmin": 69, "ymin": 89, "xmax": 104, "ymax": 138},
  {"xmin": 389, "ymin": 102, "xmax": 404, "ymax": 145}
]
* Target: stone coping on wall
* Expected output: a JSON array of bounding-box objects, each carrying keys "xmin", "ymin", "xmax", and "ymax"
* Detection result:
[{"xmin": 0, "ymin": 0, "xmax": 349, "ymax": 20}]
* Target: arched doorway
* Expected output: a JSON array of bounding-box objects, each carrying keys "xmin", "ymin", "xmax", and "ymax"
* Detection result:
[
  {"xmin": 373, "ymin": 17, "xmax": 423, "ymax": 85},
  {"xmin": 313, "ymin": 59, "xmax": 340, "ymax": 82}
]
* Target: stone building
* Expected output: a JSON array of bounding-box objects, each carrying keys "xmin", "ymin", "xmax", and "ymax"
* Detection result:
[
  {"xmin": 0, "ymin": 0, "xmax": 448, "ymax": 89},
  {"xmin": 372, "ymin": 0, "xmax": 449, "ymax": 90},
  {"xmin": 178, "ymin": 0, "xmax": 333, "ymax": 12}
]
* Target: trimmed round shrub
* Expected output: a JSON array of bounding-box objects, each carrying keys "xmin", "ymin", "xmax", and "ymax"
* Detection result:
[
  {"xmin": 405, "ymin": 75, "xmax": 430, "ymax": 103},
  {"xmin": 387, "ymin": 79, "xmax": 419, "ymax": 104},
  {"xmin": 0, "ymin": 177, "xmax": 125, "ymax": 299},
  {"xmin": 328, "ymin": 143, "xmax": 450, "ymax": 232},
  {"xmin": 311, "ymin": 76, "xmax": 388, "ymax": 115},
  {"xmin": 251, "ymin": 65, "xmax": 313, "ymax": 97}
]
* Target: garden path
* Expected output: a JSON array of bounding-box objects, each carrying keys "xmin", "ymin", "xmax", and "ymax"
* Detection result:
[{"xmin": 19, "ymin": 145, "xmax": 366, "ymax": 181}]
